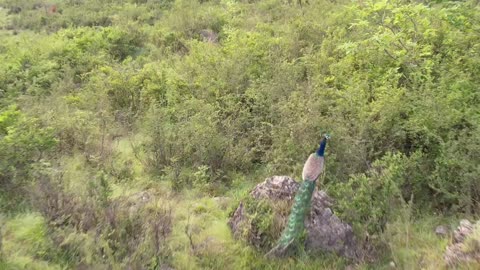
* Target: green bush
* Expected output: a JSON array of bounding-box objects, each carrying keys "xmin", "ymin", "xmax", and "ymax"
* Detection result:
[
  {"xmin": 143, "ymin": 98, "xmax": 230, "ymax": 185},
  {"xmin": 430, "ymin": 130, "xmax": 480, "ymax": 214},
  {"xmin": 229, "ymin": 195, "xmax": 283, "ymax": 251},
  {"xmin": 329, "ymin": 152, "xmax": 414, "ymax": 234},
  {"xmin": 0, "ymin": 106, "xmax": 57, "ymax": 210}
]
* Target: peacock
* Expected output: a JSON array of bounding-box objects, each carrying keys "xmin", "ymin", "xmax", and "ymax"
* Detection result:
[{"xmin": 267, "ymin": 134, "xmax": 330, "ymax": 257}]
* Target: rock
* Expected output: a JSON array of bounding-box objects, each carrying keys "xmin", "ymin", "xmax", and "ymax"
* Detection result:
[
  {"xmin": 33, "ymin": 3, "xmax": 44, "ymax": 9},
  {"xmin": 454, "ymin": 219, "xmax": 473, "ymax": 243},
  {"xmin": 445, "ymin": 219, "xmax": 480, "ymax": 267},
  {"xmin": 199, "ymin": 29, "xmax": 218, "ymax": 43},
  {"xmin": 228, "ymin": 176, "xmax": 360, "ymax": 260},
  {"xmin": 229, "ymin": 201, "xmax": 245, "ymax": 239},
  {"xmin": 435, "ymin": 225, "xmax": 449, "ymax": 237}
]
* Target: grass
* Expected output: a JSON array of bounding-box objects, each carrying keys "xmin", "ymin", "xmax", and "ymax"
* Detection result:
[
  {"xmin": 382, "ymin": 216, "xmax": 450, "ymax": 270},
  {"xmin": 0, "ymin": 181, "xmax": 469, "ymax": 269},
  {"xmin": 0, "ymin": 140, "xmax": 464, "ymax": 269},
  {"xmin": 0, "ymin": 6, "xmax": 13, "ymax": 40},
  {"xmin": 0, "ymin": 7, "xmax": 7, "ymax": 28},
  {"xmin": 0, "ymin": 0, "xmax": 478, "ymax": 269},
  {"xmin": 1, "ymin": 213, "xmax": 62, "ymax": 270},
  {"xmin": 160, "ymin": 187, "xmax": 472, "ymax": 270}
]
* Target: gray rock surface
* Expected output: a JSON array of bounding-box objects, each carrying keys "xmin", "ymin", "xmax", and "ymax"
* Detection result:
[
  {"xmin": 445, "ymin": 219, "xmax": 480, "ymax": 267},
  {"xmin": 199, "ymin": 29, "xmax": 218, "ymax": 43},
  {"xmin": 454, "ymin": 219, "xmax": 474, "ymax": 243},
  {"xmin": 435, "ymin": 225, "xmax": 449, "ymax": 237},
  {"xmin": 228, "ymin": 176, "xmax": 359, "ymax": 260}
]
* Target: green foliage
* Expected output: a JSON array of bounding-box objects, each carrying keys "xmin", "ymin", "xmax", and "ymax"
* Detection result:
[
  {"xmin": 30, "ymin": 169, "xmax": 173, "ymax": 269},
  {"xmin": 381, "ymin": 212, "xmax": 449, "ymax": 269},
  {"xmin": 231, "ymin": 195, "xmax": 290, "ymax": 251},
  {"xmin": 330, "ymin": 152, "xmax": 419, "ymax": 234},
  {"xmin": 5, "ymin": 214, "xmax": 52, "ymax": 259},
  {"xmin": 88, "ymin": 171, "xmax": 112, "ymax": 207},
  {"xmin": 0, "ymin": 0, "xmax": 479, "ymax": 268},
  {"xmin": 143, "ymin": 98, "xmax": 231, "ymax": 189},
  {"xmin": 1, "ymin": 213, "xmax": 63, "ymax": 270},
  {"xmin": 0, "ymin": 106, "xmax": 57, "ymax": 210},
  {"xmin": 430, "ymin": 130, "xmax": 480, "ymax": 214},
  {"xmin": 463, "ymin": 224, "xmax": 480, "ymax": 255}
]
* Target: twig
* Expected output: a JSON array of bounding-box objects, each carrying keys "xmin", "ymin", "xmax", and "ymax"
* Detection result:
[{"xmin": 185, "ymin": 212, "xmax": 196, "ymax": 252}]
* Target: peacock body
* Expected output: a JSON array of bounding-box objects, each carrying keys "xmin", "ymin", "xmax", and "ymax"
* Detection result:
[{"xmin": 267, "ymin": 135, "xmax": 329, "ymax": 257}]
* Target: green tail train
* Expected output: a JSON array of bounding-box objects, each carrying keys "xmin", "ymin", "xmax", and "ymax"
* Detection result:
[{"xmin": 267, "ymin": 135, "xmax": 329, "ymax": 257}]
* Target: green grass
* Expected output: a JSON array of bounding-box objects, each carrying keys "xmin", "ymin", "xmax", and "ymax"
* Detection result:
[
  {"xmin": 0, "ymin": 7, "xmax": 7, "ymax": 28},
  {"xmin": 0, "ymin": 0, "xmax": 479, "ymax": 268},
  {"xmin": 1, "ymin": 213, "xmax": 62, "ymax": 270},
  {"xmin": 0, "ymin": 185, "xmax": 468, "ymax": 269},
  {"xmin": 382, "ymin": 216, "xmax": 450, "ymax": 270}
]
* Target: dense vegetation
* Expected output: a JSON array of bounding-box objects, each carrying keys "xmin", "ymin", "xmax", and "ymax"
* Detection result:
[{"xmin": 0, "ymin": 0, "xmax": 479, "ymax": 269}]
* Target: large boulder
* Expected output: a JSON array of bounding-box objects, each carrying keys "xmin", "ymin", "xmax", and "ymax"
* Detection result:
[{"xmin": 228, "ymin": 176, "xmax": 359, "ymax": 260}]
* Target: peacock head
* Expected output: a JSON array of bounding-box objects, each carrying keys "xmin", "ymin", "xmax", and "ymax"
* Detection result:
[{"xmin": 316, "ymin": 134, "xmax": 330, "ymax": 157}]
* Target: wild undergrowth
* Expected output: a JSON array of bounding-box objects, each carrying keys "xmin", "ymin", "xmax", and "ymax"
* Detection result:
[{"xmin": 0, "ymin": 0, "xmax": 479, "ymax": 269}]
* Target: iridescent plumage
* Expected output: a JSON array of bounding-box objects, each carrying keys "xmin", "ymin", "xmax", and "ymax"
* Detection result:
[{"xmin": 267, "ymin": 135, "xmax": 329, "ymax": 257}]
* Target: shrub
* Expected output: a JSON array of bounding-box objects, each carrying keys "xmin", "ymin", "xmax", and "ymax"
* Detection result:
[
  {"xmin": 143, "ymin": 99, "xmax": 230, "ymax": 185},
  {"xmin": 329, "ymin": 153, "xmax": 411, "ymax": 234},
  {"xmin": 0, "ymin": 106, "xmax": 57, "ymax": 210}
]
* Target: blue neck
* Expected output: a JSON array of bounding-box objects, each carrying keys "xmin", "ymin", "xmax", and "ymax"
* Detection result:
[{"xmin": 316, "ymin": 138, "xmax": 327, "ymax": 157}]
